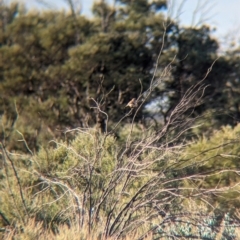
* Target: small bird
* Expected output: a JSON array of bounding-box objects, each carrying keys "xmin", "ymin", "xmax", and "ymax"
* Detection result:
[{"xmin": 125, "ymin": 98, "xmax": 137, "ymax": 108}]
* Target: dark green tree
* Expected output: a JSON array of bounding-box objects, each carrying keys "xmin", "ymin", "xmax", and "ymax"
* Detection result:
[
  {"xmin": 0, "ymin": 0, "xmax": 172, "ymax": 149},
  {"xmin": 0, "ymin": 0, "xmax": 239, "ymax": 151},
  {"xmin": 147, "ymin": 19, "xmax": 240, "ymax": 134}
]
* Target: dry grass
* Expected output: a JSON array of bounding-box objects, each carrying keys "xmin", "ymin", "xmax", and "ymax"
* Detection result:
[
  {"xmin": 1, "ymin": 218, "xmax": 153, "ymax": 240},
  {"xmin": 2, "ymin": 217, "xmax": 240, "ymax": 240}
]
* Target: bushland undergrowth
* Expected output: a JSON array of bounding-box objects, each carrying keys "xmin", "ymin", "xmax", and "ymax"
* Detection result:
[{"xmin": 1, "ymin": 63, "xmax": 240, "ymax": 239}]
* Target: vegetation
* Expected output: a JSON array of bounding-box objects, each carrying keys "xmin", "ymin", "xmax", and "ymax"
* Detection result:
[{"xmin": 0, "ymin": 0, "xmax": 240, "ymax": 239}]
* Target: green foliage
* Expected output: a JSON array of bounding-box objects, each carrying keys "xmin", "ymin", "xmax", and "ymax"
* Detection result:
[
  {"xmin": 154, "ymin": 210, "xmax": 239, "ymax": 239},
  {"xmin": 1, "ymin": 1, "xmax": 240, "ymax": 239},
  {"xmin": 1, "ymin": 0, "xmax": 239, "ymax": 152},
  {"xmin": 182, "ymin": 124, "xmax": 240, "ymax": 209},
  {"xmin": 0, "ymin": 1, "xmax": 166, "ymax": 150},
  {"xmin": 1, "ymin": 122, "xmax": 240, "ymax": 239}
]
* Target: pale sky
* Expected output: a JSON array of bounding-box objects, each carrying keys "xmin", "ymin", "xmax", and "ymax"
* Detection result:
[{"xmin": 6, "ymin": 0, "xmax": 240, "ymax": 47}]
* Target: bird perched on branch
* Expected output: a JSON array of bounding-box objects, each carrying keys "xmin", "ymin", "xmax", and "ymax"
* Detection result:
[{"xmin": 125, "ymin": 98, "xmax": 137, "ymax": 108}]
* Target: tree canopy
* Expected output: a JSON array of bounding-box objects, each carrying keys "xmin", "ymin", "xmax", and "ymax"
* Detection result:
[{"xmin": 0, "ymin": 1, "xmax": 240, "ymax": 149}]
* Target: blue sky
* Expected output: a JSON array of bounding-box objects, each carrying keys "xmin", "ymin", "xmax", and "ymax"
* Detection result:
[{"xmin": 8, "ymin": 0, "xmax": 240, "ymax": 47}]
